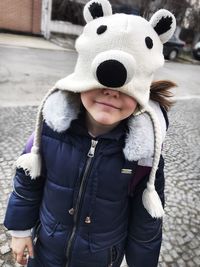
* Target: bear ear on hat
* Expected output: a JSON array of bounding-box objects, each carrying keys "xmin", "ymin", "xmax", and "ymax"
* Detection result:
[
  {"xmin": 150, "ymin": 9, "xmax": 176, "ymax": 44},
  {"xmin": 83, "ymin": 0, "xmax": 112, "ymax": 23}
]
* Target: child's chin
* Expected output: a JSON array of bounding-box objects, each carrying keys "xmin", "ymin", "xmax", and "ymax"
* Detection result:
[{"xmin": 94, "ymin": 117, "xmax": 118, "ymax": 126}]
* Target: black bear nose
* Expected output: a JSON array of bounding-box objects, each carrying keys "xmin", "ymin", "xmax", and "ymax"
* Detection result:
[{"xmin": 96, "ymin": 60, "xmax": 127, "ymax": 88}]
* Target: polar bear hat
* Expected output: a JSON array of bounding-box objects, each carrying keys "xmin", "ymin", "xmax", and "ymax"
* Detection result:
[
  {"xmin": 56, "ymin": 0, "xmax": 176, "ymax": 106},
  {"xmin": 16, "ymin": 0, "xmax": 176, "ymax": 218}
]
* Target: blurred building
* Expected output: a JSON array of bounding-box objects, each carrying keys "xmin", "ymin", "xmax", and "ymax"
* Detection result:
[
  {"xmin": 0, "ymin": 0, "xmax": 42, "ymax": 34},
  {"xmin": 0, "ymin": 0, "xmax": 140, "ymax": 38}
]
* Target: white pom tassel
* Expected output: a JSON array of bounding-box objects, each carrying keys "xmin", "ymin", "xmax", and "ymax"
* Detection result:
[
  {"xmin": 15, "ymin": 146, "xmax": 41, "ymax": 179},
  {"xmin": 142, "ymin": 183, "xmax": 164, "ymax": 218}
]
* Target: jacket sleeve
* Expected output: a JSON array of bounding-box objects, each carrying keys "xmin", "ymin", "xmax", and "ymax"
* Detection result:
[
  {"xmin": 4, "ymin": 134, "xmax": 46, "ymax": 230},
  {"xmin": 125, "ymin": 155, "xmax": 165, "ymax": 267}
]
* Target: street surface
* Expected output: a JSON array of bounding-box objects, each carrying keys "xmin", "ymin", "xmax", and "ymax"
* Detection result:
[{"xmin": 0, "ymin": 45, "xmax": 200, "ymax": 266}]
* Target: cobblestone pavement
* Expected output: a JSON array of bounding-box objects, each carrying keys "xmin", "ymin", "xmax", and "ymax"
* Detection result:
[{"xmin": 0, "ymin": 100, "xmax": 200, "ymax": 267}]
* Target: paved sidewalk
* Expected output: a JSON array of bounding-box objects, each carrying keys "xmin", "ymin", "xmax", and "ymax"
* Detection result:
[{"xmin": 0, "ymin": 33, "xmax": 67, "ymax": 51}]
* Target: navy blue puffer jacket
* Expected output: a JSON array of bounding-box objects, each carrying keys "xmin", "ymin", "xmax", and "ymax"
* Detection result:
[{"xmin": 4, "ymin": 112, "xmax": 165, "ymax": 267}]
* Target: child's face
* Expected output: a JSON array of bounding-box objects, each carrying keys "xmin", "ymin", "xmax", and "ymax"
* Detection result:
[{"xmin": 81, "ymin": 88, "xmax": 137, "ymax": 127}]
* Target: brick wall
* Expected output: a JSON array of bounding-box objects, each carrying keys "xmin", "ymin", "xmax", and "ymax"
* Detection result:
[
  {"xmin": 32, "ymin": 0, "xmax": 42, "ymax": 33},
  {"xmin": 0, "ymin": 0, "xmax": 42, "ymax": 34}
]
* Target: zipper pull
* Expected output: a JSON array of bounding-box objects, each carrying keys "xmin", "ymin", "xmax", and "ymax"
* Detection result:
[
  {"xmin": 87, "ymin": 140, "xmax": 98, "ymax": 158},
  {"xmin": 85, "ymin": 216, "xmax": 91, "ymax": 224},
  {"xmin": 68, "ymin": 208, "xmax": 75, "ymax": 215}
]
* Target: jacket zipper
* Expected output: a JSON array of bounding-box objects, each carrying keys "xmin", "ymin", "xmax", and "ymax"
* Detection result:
[
  {"xmin": 65, "ymin": 139, "xmax": 98, "ymax": 267},
  {"xmin": 109, "ymin": 247, "xmax": 113, "ymax": 267}
]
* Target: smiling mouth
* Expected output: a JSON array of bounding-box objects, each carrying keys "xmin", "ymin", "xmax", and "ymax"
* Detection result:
[{"xmin": 95, "ymin": 101, "xmax": 120, "ymax": 110}]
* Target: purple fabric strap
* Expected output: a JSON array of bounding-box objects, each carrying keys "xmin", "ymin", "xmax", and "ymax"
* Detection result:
[
  {"xmin": 129, "ymin": 165, "xmax": 151, "ymax": 195},
  {"xmin": 25, "ymin": 132, "xmax": 34, "ymax": 153}
]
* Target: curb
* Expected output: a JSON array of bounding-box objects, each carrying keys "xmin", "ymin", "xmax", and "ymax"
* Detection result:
[
  {"xmin": 177, "ymin": 55, "xmax": 200, "ymax": 65},
  {"xmin": 0, "ymin": 33, "xmax": 69, "ymax": 51},
  {"xmin": 179, "ymin": 58, "xmax": 198, "ymax": 64}
]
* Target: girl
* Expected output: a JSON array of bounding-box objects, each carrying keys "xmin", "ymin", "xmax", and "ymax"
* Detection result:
[{"xmin": 4, "ymin": 1, "xmax": 176, "ymax": 266}]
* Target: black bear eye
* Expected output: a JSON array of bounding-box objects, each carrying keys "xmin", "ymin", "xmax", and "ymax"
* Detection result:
[
  {"xmin": 97, "ymin": 25, "xmax": 107, "ymax": 35},
  {"xmin": 145, "ymin": 36, "xmax": 153, "ymax": 49}
]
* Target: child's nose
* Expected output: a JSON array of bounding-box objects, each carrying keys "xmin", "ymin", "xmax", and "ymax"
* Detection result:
[{"xmin": 103, "ymin": 89, "xmax": 119, "ymax": 98}]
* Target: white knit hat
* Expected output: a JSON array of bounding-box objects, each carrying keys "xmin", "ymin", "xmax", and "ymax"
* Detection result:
[{"xmin": 15, "ymin": 0, "xmax": 176, "ymax": 218}]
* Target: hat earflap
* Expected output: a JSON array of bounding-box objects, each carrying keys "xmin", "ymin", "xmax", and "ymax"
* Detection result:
[
  {"xmin": 83, "ymin": 0, "xmax": 112, "ymax": 23},
  {"xmin": 15, "ymin": 87, "xmax": 58, "ymax": 179},
  {"xmin": 142, "ymin": 105, "xmax": 164, "ymax": 218}
]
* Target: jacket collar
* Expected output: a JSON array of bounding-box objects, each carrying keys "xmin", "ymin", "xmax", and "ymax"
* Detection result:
[{"xmin": 68, "ymin": 110, "xmax": 128, "ymax": 142}]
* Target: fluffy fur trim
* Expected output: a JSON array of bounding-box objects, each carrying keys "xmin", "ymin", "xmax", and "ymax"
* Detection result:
[
  {"xmin": 15, "ymin": 146, "xmax": 41, "ymax": 179},
  {"xmin": 42, "ymin": 90, "xmax": 80, "ymax": 133},
  {"xmin": 123, "ymin": 100, "xmax": 166, "ymax": 164}
]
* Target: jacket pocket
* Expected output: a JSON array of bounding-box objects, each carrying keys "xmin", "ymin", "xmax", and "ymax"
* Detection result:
[
  {"xmin": 41, "ymin": 219, "xmax": 60, "ymax": 237},
  {"xmin": 107, "ymin": 239, "xmax": 126, "ymax": 267},
  {"xmin": 38, "ymin": 220, "xmax": 68, "ymax": 258},
  {"xmin": 130, "ymin": 222, "xmax": 162, "ymax": 243},
  {"xmin": 89, "ymin": 225, "xmax": 127, "ymax": 252}
]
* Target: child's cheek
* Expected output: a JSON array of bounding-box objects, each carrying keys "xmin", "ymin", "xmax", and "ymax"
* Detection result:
[{"xmin": 125, "ymin": 102, "xmax": 137, "ymax": 115}]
